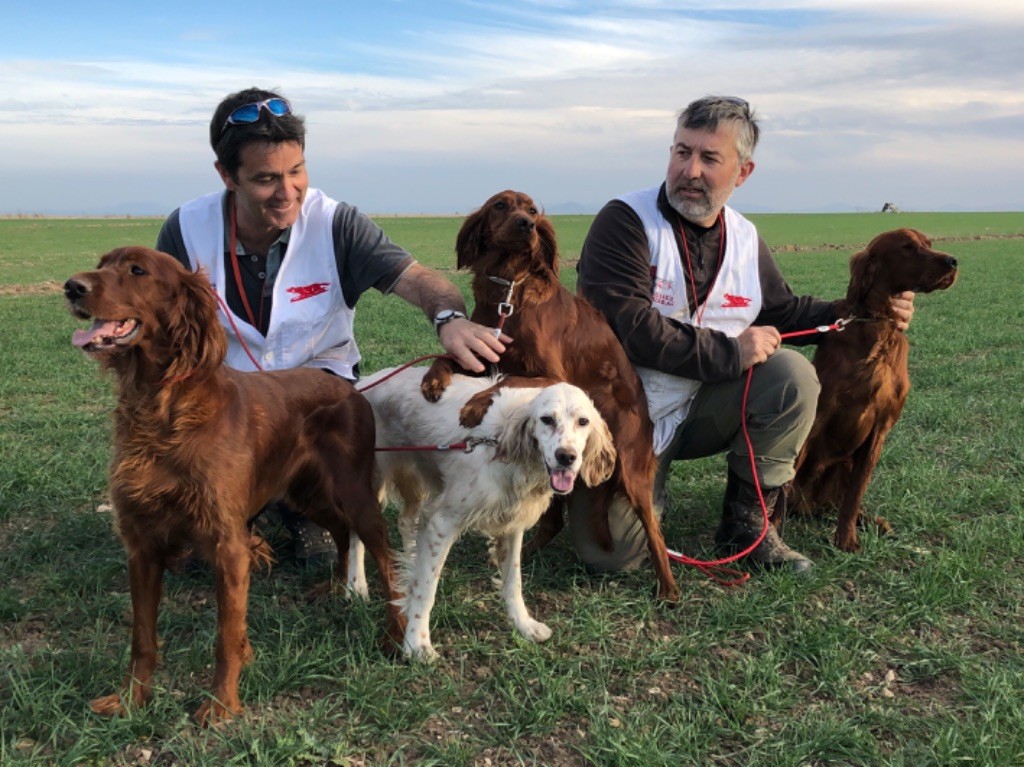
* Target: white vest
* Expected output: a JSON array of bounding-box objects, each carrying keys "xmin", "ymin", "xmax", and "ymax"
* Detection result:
[
  {"xmin": 618, "ymin": 186, "xmax": 762, "ymax": 454},
  {"xmin": 178, "ymin": 189, "xmax": 360, "ymax": 378}
]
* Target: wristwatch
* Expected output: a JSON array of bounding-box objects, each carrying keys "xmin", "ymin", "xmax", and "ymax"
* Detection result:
[{"xmin": 433, "ymin": 309, "xmax": 467, "ymax": 334}]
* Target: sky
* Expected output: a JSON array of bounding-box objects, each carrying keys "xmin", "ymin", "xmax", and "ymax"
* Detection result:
[{"xmin": 3, "ymin": 1, "xmax": 1023, "ymax": 216}]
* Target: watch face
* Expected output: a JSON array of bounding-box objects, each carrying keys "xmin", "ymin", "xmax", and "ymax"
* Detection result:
[{"xmin": 434, "ymin": 310, "xmax": 464, "ymax": 326}]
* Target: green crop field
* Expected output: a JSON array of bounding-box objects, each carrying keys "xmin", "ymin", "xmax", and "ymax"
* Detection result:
[{"xmin": 1, "ymin": 213, "xmax": 1022, "ymax": 766}]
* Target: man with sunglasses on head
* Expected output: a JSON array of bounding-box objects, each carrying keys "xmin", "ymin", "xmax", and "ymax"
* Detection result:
[
  {"xmin": 568, "ymin": 95, "xmax": 915, "ymax": 575},
  {"xmin": 157, "ymin": 87, "xmax": 508, "ymax": 566}
]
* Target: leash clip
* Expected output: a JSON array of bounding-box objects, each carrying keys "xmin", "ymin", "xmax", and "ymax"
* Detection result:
[
  {"xmin": 488, "ymin": 275, "xmax": 517, "ymax": 339},
  {"xmin": 833, "ymin": 316, "xmax": 854, "ymax": 332},
  {"xmin": 465, "ymin": 436, "xmax": 498, "ymax": 453}
]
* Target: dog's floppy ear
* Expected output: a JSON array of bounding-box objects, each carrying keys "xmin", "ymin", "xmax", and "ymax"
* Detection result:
[
  {"xmin": 846, "ymin": 246, "xmax": 879, "ymax": 306},
  {"xmin": 536, "ymin": 214, "xmax": 559, "ymax": 274},
  {"xmin": 494, "ymin": 402, "xmax": 537, "ymax": 466},
  {"xmin": 456, "ymin": 205, "xmax": 489, "ymax": 269},
  {"xmin": 163, "ymin": 265, "xmax": 226, "ymax": 383},
  {"xmin": 581, "ymin": 409, "xmax": 617, "ymax": 488}
]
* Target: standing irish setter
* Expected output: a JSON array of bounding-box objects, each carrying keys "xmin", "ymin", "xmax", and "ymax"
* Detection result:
[
  {"xmin": 790, "ymin": 229, "xmax": 958, "ymax": 551},
  {"xmin": 66, "ymin": 247, "xmax": 404, "ymax": 726},
  {"xmin": 420, "ymin": 190, "xmax": 680, "ymax": 601}
]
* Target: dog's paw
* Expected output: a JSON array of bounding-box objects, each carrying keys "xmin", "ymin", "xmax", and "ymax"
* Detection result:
[
  {"xmin": 89, "ymin": 693, "xmax": 127, "ymax": 717},
  {"xmin": 404, "ymin": 641, "xmax": 440, "ymax": 663},
  {"xmin": 193, "ymin": 698, "xmax": 242, "ymax": 729},
  {"xmin": 657, "ymin": 582, "xmax": 682, "ymax": 603},
  {"xmin": 420, "ymin": 371, "xmax": 450, "ymax": 403},
  {"xmin": 345, "ymin": 570, "xmax": 369, "ymax": 600},
  {"xmin": 871, "ymin": 515, "xmax": 893, "ymax": 536},
  {"xmin": 459, "ymin": 391, "xmax": 495, "ymax": 427},
  {"xmin": 834, "ymin": 529, "xmax": 862, "ymax": 553},
  {"xmin": 517, "ymin": 619, "xmax": 552, "ymax": 643}
]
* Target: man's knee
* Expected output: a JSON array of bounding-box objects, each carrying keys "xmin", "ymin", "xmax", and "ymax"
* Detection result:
[
  {"xmin": 756, "ymin": 349, "xmax": 820, "ymax": 423},
  {"xmin": 566, "ymin": 487, "xmax": 654, "ymax": 572}
]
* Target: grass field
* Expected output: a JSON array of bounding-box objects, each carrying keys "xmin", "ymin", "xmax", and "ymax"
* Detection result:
[{"xmin": 2, "ymin": 213, "xmax": 1023, "ymax": 766}]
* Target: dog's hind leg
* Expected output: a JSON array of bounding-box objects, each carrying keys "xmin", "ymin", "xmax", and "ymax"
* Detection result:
[
  {"xmin": 345, "ymin": 534, "xmax": 368, "ymax": 598},
  {"xmin": 495, "ymin": 528, "xmax": 551, "ymax": 643},
  {"xmin": 401, "ymin": 508, "xmax": 461, "ymax": 661}
]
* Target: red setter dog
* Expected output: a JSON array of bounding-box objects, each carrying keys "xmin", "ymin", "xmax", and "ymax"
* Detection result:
[
  {"xmin": 790, "ymin": 228, "xmax": 958, "ymax": 551},
  {"xmin": 65, "ymin": 247, "xmax": 404, "ymax": 726},
  {"xmin": 420, "ymin": 190, "xmax": 679, "ymax": 601}
]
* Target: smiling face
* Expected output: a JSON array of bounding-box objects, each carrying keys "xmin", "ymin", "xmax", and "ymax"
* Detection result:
[
  {"xmin": 216, "ymin": 140, "xmax": 308, "ymax": 247},
  {"xmin": 665, "ymin": 122, "xmax": 755, "ymax": 226}
]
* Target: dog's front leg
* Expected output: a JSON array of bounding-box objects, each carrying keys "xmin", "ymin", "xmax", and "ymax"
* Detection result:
[
  {"xmin": 91, "ymin": 548, "xmax": 165, "ymax": 716},
  {"xmin": 420, "ymin": 357, "xmax": 456, "ymax": 403},
  {"xmin": 835, "ymin": 431, "xmax": 889, "ymax": 553},
  {"xmin": 402, "ymin": 510, "xmax": 459, "ymax": 661},
  {"xmin": 495, "ymin": 529, "xmax": 551, "ymax": 643},
  {"xmin": 195, "ymin": 535, "xmax": 252, "ymax": 727}
]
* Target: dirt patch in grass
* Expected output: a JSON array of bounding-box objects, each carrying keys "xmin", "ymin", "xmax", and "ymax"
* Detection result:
[{"xmin": 0, "ymin": 280, "xmax": 64, "ymax": 296}]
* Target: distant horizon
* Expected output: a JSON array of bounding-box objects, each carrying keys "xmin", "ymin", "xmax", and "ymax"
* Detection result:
[{"xmin": 3, "ymin": 203, "xmax": 1022, "ymax": 220}]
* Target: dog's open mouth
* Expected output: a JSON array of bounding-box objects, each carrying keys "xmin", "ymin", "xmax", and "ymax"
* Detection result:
[
  {"xmin": 72, "ymin": 318, "xmax": 141, "ymax": 351},
  {"xmin": 549, "ymin": 468, "xmax": 577, "ymax": 495}
]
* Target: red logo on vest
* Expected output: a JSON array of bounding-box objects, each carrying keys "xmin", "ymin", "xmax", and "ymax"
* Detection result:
[
  {"xmin": 287, "ymin": 283, "xmax": 330, "ymax": 302},
  {"xmin": 722, "ymin": 293, "xmax": 752, "ymax": 308}
]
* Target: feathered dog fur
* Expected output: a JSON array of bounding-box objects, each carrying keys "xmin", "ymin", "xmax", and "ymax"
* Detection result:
[
  {"xmin": 65, "ymin": 247, "xmax": 405, "ymax": 725},
  {"xmin": 419, "ymin": 190, "xmax": 680, "ymax": 602},
  {"xmin": 360, "ymin": 367, "xmax": 616, "ymax": 661},
  {"xmin": 789, "ymin": 228, "xmax": 958, "ymax": 551}
]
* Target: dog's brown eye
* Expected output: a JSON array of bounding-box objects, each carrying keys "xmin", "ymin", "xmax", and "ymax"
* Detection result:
[
  {"xmin": 578, "ymin": 417, "xmax": 590, "ymax": 427},
  {"xmin": 495, "ymin": 201, "xmax": 507, "ymax": 211},
  {"xmin": 130, "ymin": 265, "xmax": 147, "ymax": 276},
  {"xmin": 529, "ymin": 207, "xmax": 538, "ymax": 215}
]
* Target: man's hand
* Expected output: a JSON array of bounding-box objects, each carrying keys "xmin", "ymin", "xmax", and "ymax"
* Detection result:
[
  {"xmin": 438, "ymin": 318, "xmax": 511, "ymax": 373},
  {"xmin": 890, "ymin": 291, "xmax": 915, "ymax": 331},
  {"xmin": 737, "ymin": 325, "xmax": 781, "ymax": 370}
]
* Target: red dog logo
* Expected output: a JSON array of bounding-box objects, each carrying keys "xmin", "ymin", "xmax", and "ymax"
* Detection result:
[
  {"xmin": 722, "ymin": 293, "xmax": 752, "ymax": 308},
  {"xmin": 287, "ymin": 283, "xmax": 330, "ymax": 302}
]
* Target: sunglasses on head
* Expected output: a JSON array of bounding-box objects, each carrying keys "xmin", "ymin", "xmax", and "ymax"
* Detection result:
[{"xmin": 220, "ymin": 97, "xmax": 292, "ymax": 136}]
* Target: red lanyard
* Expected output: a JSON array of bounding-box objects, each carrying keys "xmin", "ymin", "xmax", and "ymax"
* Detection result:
[
  {"xmin": 678, "ymin": 210, "xmax": 725, "ymax": 326},
  {"xmin": 228, "ymin": 200, "xmax": 266, "ymax": 330}
]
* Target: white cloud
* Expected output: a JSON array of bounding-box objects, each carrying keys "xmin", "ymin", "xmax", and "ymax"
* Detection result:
[{"xmin": 1, "ymin": 1, "xmax": 1022, "ymax": 214}]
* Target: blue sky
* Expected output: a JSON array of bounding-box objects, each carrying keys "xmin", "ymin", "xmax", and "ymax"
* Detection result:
[{"xmin": 4, "ymin": 0, "xmax": 1022, "ymax": 215}]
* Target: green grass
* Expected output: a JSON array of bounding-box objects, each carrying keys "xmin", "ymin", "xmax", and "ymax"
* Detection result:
[{"xmin": 2, "ymin": 213, "xmax": 1023, "ymax": 766}]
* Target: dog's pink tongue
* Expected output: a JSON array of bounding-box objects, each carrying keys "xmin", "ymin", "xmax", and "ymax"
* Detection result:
[
  {"xmin": 550, "ymin": 469, "xmax": 576, "ymax": 494},
  {"xmin": 72, "ymin": 319, "xmax": 119, "ymax": 348}
]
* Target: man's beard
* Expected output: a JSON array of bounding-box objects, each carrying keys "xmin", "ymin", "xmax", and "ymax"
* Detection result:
[{"xmin": 666, "ymin": 182, "xmax": 716, "ymax": 224}]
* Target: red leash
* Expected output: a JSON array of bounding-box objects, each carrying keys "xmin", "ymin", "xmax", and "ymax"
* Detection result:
[{"xmin": 666, "ymin": 320, "xmax": 849, "ymax": 586}]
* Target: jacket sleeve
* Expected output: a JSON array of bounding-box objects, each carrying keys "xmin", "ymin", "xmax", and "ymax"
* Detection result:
[
  {"xmin": 754, "ymin": 241, "xmax": 839, "ymax": 345},
  {"xmin": 576, "ymin": 200, "xmax": 745, "ymax": 383}
]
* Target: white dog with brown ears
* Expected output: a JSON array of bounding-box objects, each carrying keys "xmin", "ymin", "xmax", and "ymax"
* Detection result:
[{"xmin": 358, "ymin": 367, "xmax": 616, "ymax": 661}]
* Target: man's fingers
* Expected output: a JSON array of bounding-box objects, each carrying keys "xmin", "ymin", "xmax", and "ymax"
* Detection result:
[{"xmin": 439, "ymin": 320, "xmax": 508, "ymax": 371}]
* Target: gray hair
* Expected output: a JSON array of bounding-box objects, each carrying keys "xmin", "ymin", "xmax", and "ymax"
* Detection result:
[{"xmin": 676, "ymin": 96, "xmax": 759, "ymax": 164}]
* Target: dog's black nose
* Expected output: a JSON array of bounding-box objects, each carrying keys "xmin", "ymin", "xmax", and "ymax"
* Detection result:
[
  {"xmin": 516, "ymin": 216, "xmax": 535, "ymax": 232},
  {"xmin": 945, "ymin": 257, "xmax": 958, "ymax": 268},
  {"xmin": 64, "ymin": 279, "xmax": 87, "ymax": 301},
  {"xmin": 555, "ymin": 447, "xmax": 576, "ymax": 467}
]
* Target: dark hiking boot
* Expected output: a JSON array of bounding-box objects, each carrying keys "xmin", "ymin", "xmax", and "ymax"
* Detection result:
[
  {"xmin": 714, "ymin": 471, "xmax": 812, "ymax": 574},
  {"xmin": 279, "ymin": 505, "xmax": 338, "ymax": 568}
]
